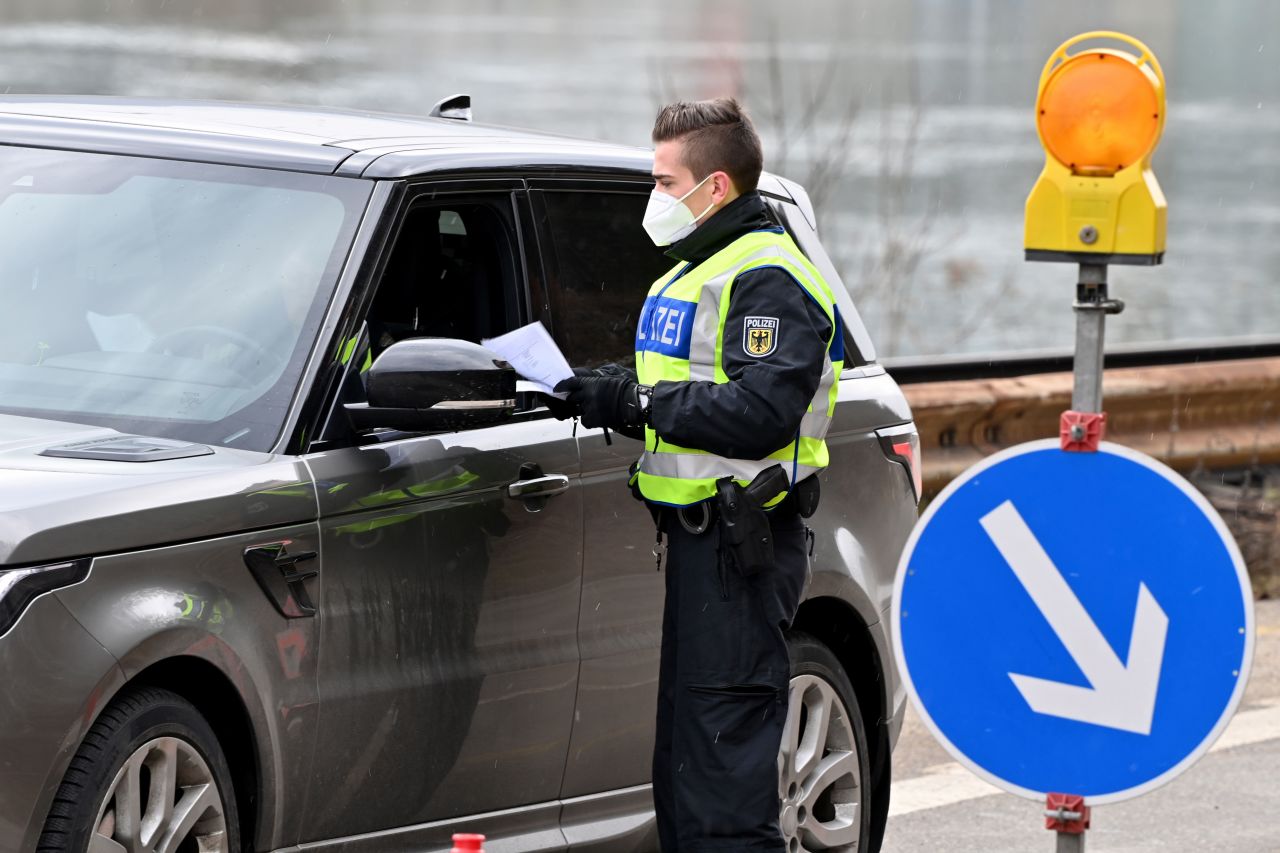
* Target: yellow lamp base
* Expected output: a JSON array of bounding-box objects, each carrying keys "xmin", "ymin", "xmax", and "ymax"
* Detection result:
[{"xmin": 1024, "ymin": 158, "xmax": 1167, "ymax": 262}]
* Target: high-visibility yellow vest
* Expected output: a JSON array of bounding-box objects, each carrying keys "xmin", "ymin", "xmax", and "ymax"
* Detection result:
[{"xmin": 633, "ymin": 228, "xmax": 844, "ymax": 507}]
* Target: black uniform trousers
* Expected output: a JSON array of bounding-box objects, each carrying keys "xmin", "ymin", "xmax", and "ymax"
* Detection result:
[{"xmin": 652, "ymin": 504, "xmax": 809, "ymax": 852}]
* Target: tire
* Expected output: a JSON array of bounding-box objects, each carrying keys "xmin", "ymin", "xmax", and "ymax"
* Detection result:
[
  {"xmin": 779, "ymin": 632, "xmax": 873, "ymax": 853},
  {"xmin": 37, "ymin": 685, "xmax": 241, "ymax": 853}
]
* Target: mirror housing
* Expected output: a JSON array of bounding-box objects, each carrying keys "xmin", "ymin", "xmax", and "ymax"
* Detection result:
[{"xmin": 343, "ymin": 338, "xmax": 516, "ymax": 433}]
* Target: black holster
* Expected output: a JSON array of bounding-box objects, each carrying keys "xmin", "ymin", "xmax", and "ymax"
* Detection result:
[
  {"xmin": 715, "ymin": 464, "xmax": 789, "ymax": 576},
  {"xmin": 792, "ymin": 474, "xmax": 821, "ymax": 518}
]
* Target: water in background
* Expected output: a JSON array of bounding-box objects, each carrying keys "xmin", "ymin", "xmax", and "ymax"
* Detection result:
[{"xmin": 0, "ymin": 0, "xmax": 1274, "ymax": 358}]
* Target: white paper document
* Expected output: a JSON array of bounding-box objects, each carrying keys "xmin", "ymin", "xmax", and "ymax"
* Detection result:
[{"xmin": 482, "ymin": 321, "xmax": 573, "ymax": 397}]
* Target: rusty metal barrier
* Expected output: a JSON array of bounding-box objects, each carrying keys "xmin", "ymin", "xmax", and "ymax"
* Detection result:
[{"xmin": 900, "ymin": 357, "xmax": 1280, "ymax": 500}]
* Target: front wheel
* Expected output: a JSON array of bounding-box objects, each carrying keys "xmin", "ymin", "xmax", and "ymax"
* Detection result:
[
  {"xmin": 38, "ymin": 686, "xmax": 239, "ymax": 853},
  {"xmin": 779, "ymin": 632, "xmax": 872, "ymax": 853}
]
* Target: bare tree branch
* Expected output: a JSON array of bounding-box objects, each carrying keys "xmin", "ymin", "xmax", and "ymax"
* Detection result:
[{"xmin": 643, "ymin": 22, "xmax": 1010, "ymax": 357}]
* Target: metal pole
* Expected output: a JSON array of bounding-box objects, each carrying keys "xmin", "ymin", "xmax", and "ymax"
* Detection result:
[
  {"xmin": 1056, "ymin": 830, "xmax": 1085, "ymax": 853},
  {"xmin": 1053, "ymin": 264, "xmax": 1118, "ymax": 847},
  {"xmin": 1045, "ymin": 798, "xmax": 1090, "ymax": 852},
  {"xmin": 1072, "ymin": 263, "xmax": 1109, "ymax": 414}
]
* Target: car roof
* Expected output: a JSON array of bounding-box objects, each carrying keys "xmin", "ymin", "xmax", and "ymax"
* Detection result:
[{"xmin": 0, "ymin": 95, "xmax": 661, "ymax": 178}]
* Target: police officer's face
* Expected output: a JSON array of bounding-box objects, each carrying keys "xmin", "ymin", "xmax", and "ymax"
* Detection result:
[{"xmin": 652, "ymin": 139, "xmax": 732, "ymax": 224}]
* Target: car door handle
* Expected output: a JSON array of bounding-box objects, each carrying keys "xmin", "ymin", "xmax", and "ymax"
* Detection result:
[{"xmin": 506, "ymin": 474, "xmax": 570, "ymax": 500}]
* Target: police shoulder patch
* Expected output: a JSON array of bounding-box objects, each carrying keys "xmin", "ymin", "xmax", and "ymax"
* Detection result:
[{"xmin": 743, "ymin": 316, "xmax": 779, "ymax": 357}]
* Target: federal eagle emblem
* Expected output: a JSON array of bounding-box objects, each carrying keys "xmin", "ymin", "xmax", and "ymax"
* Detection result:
[{"xmin": 743, "ymin": 316, "xmax": 779, "ymax": 357}]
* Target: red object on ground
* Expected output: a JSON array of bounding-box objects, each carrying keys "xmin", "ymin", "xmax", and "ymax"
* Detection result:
[
  {"xmin": 1060, "ymin": 410, "xmax": 1106, "ymax": 452},
  {"xmin": 451, "ymin": 834, "xmax": 486, "ymax": 852},
  {"xmin": 1044, "ymin": 793, "xmax": 1091, "ymax": 833}
]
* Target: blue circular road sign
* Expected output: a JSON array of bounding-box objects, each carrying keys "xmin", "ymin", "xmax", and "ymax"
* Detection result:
[{"xmin": 893, "ymin": 439, "xmax": 1254, "ymax": 804}]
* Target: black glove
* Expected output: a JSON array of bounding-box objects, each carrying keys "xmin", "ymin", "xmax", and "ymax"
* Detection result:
[
  {"xmin": 542, "ymin": 366, "xmax": 596, "ymax": 420},
  {"xmin": 592, "ymin": 362, "xmax": 638, "ymax": 382},
  {"xmin": 554, "ymin": 374, "xmax": 645, "ymax": 431}
]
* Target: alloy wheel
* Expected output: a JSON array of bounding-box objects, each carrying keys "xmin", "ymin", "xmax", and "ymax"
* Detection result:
[
  {"xmin": 777, "ymin": 673, "xmax": 862, "ymax": 852},
  {"xmin": 88, "ymin": 736, "xmax": 229, "ymax": 853}
]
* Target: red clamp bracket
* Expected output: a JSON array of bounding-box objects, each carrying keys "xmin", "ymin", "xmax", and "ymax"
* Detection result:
[
  {"xmin": 1060, "ymin": 410, "xmax": 1106, "ymax": 452},
  {"xmin": 1044, "ymin": 793, "xmax": 1090, "ymax": 834}
]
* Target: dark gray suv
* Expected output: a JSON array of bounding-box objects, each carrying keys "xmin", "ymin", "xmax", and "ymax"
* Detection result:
[{"xmin": 0, "ymin": 96, "xmax": 918, "ymax": 853}]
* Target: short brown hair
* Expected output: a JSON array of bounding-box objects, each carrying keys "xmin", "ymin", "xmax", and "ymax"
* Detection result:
[{"xmin": 652, "ymin": 97, "xmax": 763, "ymax": 193}]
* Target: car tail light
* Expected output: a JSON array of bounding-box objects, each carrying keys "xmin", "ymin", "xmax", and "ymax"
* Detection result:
[
  {"xmin": 0, "ymin": 559, "xmax": 91, "ymax": 637},
  {"xmin": 877, "ymin": 425, "xmax": 922, "ymax": 504}
]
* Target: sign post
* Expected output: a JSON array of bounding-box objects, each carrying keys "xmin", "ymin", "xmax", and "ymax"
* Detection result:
[
  {"xmin": 893, "ymin": 31, "xmax": 1255, "ymax": 853},
  {"xmin": 1029, "ymin": 35, "xmax": 1167, "ymax": 847}
]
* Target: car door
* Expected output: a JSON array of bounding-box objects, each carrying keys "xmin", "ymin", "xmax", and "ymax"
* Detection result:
[
  {"xmin": 528, "ymin": 179, "xmax": 677, "ymax": 799},
  {"xmin": 299, "ymin": 183, "xmax": 584, "ymax": 843}
]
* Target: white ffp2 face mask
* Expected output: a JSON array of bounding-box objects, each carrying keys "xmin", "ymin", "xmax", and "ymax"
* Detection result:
[{"xmin": 642, "ymin": 175, "xmax": 714, "ymax": 246}]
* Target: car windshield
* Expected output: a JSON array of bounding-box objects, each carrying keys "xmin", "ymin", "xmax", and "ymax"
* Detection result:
[{"xmin": 0, "ymin": 146, "xmax": 371, "ymax": 452}]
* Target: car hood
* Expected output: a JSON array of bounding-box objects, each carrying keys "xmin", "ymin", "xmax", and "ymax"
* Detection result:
[{"xmin": 0, "ymin": 414, "xmax": 317, "ymax": 566}]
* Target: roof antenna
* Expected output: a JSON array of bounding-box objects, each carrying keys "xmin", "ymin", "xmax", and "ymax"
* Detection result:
[{"xmin": 429, "ymin": 94, "xmax": 472, "ymax": 122}]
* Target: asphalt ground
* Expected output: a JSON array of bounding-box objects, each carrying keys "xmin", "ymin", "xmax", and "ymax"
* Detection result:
[{"xmin": 882, "ymin": 598, "xmax": 1280, "ymax": 853}]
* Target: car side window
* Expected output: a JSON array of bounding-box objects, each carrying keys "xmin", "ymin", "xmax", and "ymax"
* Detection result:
[
  {"xmin": 365, "ymin": 199, "xmax": 518, "ymax": 361},
  {"xmin": 532, "ymin": 189, "xmax": 674, "ymax": 368},
  {"xmin": 318, "ymin": 192, "xmax": 529, "ymax": 444}
]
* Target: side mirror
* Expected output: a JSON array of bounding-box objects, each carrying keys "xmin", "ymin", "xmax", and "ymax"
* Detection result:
[{"xmin": 343, "ymin": 338, "xmax": 516, "ymax": 433}]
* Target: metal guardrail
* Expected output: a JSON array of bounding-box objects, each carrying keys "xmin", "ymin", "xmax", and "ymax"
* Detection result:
[
  {"xmin": 888, "ymin": 339, "xmax": 1280, "ymax": 500},
  {"xmin": 884, "ymin": 334, "xmax": 1280, "ymax": 385}
]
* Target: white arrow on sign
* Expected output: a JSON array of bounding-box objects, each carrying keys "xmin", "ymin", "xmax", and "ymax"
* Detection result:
[{"xmin": 980, "ymin": 500, "xmax": 1169, "ymax": 735}]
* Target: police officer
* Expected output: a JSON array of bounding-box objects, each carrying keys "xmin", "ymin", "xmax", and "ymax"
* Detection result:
[{"xmin": 554, "ymin": 97, "xmax": 843, "ymax": 852}]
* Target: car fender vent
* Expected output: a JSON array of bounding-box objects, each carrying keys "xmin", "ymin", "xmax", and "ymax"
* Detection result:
[{"xmin": 39, "ymin": 435, "xmax": 214, "ymax": 462}]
